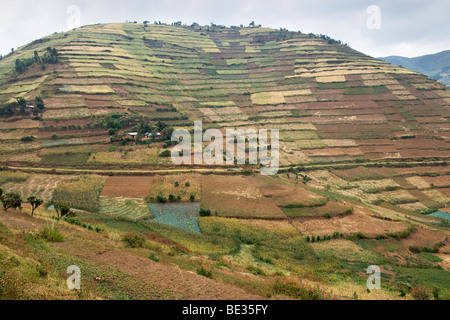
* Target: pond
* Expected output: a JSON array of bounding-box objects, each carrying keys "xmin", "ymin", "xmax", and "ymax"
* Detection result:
[
  {"xmin": 427, "ymin": 211, "xmax": 450, "ymax": 222},
  {"xmin": 148, "ymin": 202, "xmax": 201, "ymax": 233}
]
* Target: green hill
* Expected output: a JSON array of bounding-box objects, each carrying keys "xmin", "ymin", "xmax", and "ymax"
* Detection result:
[{"xmin": 380, "ymin": 50, "xmax": 450, "ymax": 87}]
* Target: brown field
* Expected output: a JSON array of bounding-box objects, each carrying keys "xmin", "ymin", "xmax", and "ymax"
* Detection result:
[
  {"xmin": 101, "ymin": 176, "xmax": 155, "ymax": 198},
  {"xmin": 438, "ymin": 188, "xmax": 450, "ymax": 198},
  {"xmin": 422, "ymin": 176, "xmax": 450, "ymax": 188},
  {"xmin": 201, "ymin": 175, "xmax": 285, "ymax": 219},
  {"xmin": 0, "ymin": 119, "xmax": 40, "ymax": 129},
  {"xmin": 395, "ymin": 166, "xmax": 450, "ymax": 175},
  {"xmin": 399, "ymin": 227, "xmax": 448, "ymax": 249},
  {"xmin": 332, "ymin": 167, "xmax": 399, "ymax": 181},
  {"xmin": 257, "ymin": 175, "xmax": 326, "ymax": 207},
  {"xmin": 292, "ymin": 208, "xmax": 409, "ymax": 237},
  {"xmin": 303, "ymin": 147, "xmax": 363, "ymax": 157}
]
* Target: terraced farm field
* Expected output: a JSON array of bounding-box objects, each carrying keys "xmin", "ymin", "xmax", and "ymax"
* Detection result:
[
  {"xmin": 99, "ymin": 196, "xmax": 153, "ymax": 220},
  {"xmin": 0, "ymin": 22, "xmax": 449, "ymax": 301}
]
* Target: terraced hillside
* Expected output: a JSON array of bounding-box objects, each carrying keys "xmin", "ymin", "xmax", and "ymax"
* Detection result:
[
  {"xmin": 0, "ymin": 23, "xmax": 449, "ymax": 301},
  {"xmin": 0, "ymin": 23, "xmax": 448, "ymax": 170}
]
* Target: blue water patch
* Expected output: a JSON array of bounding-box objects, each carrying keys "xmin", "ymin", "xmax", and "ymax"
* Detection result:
[
  {"xmin": 148, "ymin": 202, "xmax": 201, "ymax": 233},
  {"xmin": 427, "ymin": 211, "xmax": 450, "ymax": 222}
]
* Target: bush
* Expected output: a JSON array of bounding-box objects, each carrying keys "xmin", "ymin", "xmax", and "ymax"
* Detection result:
[
  {"xmin": 148, "ymin": 253, "xmax": 160, "ymax": 262},
  {"xmin": 199, "ymin": 208, "xmax": 211, "ymax": 217},
  {"xmin": 411, "ymin": 286, "xmax": 431, "ymax": 300},
  {"xmin": 159, "ymin": 150, "xmax": 171, "ymax": 157},
  {"xmin": 269, "ymin": 276, "xmax": 334, "ymax": 300},
  {"xmin": 122, "ymin": 232, "xmax": 146, "ymax": 248},
  {"xmin": 20, "ymin": 136, "xmax": 35, "ymax": 142},
  {"xmin": 40, "ymin": 225, "xmax": 64, "ymax": 242},
  {"xmin": 196, "ymin": 266, "xmax": 213, "ymax": 278},
  {"xmin": 156, "ymin": 195, "xmax": 167, "ymax": 203}
]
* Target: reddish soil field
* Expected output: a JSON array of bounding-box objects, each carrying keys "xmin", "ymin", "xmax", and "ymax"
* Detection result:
[
  {"xmin": 395, "ymin": 167, "xmax": 450, "ymax": 175},
  {"xmin": 421, "ymin": 176, "xmax": 450, "ymax": 188},
  {"xmin": 393, "ymin": 138, "xmax": 449, "ymax": 150},
  {"xmin": 38, "ymin": 129, "xmax": 109, "ymax": 139},
  {"xmin": 399, "ymin": 149, "xmax": 448, "ymax": 158},
  {"xmin": 400, "ymin": 227, "xmax": 448, "ymax": 249},
  {"xmin": 101, "ymin": 176, "xmax": 154, "ymax": 198},
  {"xmin": 292, "ymin": 208, "xmax": 408, "ymax": 237},
  {"xmin": 0, "ymin": 119, "xmax": 40, "ymax": 129},
  {"xmin": 258, "ymin": 176, "xmax": 326, "ymax": 207},
  {"xmin": 437, "ymin": 188, "xmax": 450, "ymax": 197},
  {"xmin": 201, "ymin": 175, "xmax": 286, "ymax": 219}
]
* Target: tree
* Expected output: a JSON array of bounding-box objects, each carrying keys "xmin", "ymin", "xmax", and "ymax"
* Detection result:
[
  {"xmin": 54, "ymin": 203, "xmax": 73, "ymax": 222},
  {"xmin": 34, "ymin": 50, "xmax": 39, "ymax": 62},
  {"xmin": 35, "ymin": 96, "xmax": 44, "ymax": 110},
  {"xmin": 27, "ymin": 196, "xmax": 43, "ymax": 217},
  {"xmin": 16, "ymin": 97, "xmax": 26, "ymax": 107},
  {"xmin": 161, "ymin": 127, "xmax": 174, "ymax": 140},
  {"xmin": 190, "ymin": 194, "xmax": 196, "ymax": 202},
  {"xmin": 1, "ymin": 192, "xmax": 22, "ymax": 212}
]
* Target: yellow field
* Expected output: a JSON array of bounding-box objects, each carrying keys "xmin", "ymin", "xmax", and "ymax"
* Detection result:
[
  {"xmin": 251, "ymin": 92, "xmax": 286, "ymax": 105},
  {"xmin": 316, "ymin": 75, "xmax": 346, "ymax": 83}
]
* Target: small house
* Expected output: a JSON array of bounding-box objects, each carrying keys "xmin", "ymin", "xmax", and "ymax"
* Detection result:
[{"xmin": 127, "ymin": 132, "xmax": 138, "ymax": 140}]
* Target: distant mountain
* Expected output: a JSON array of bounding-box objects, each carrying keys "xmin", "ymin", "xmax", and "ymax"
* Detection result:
[{"xmin": 380, "ymin": 50, "xmax": 450, "ymax": 87}]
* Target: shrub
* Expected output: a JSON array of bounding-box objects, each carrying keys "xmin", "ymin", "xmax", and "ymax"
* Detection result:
[
  {"xmin": 199, "ymin": 208, "xmax": 211, "ymax": 217},
  {"xmin": 190, "ymin": 194, "xmax": 196, "ymax": 202},
  {"xmin": 411, "ymin": 286, "xmax": 431, "ymax": 300},
  {"xmin": 159, "ymin": 150, "xmax": 171, "ymax": 157},
  {"xmin": 246, "ymin": 265, "xmax": 265, "ymax": 276},
  {"xmin": 148, "ymin": 253, "xmax": 160, "ymax": 262},
  {"xmin": 122, "ymin": 232, "xmax": 146, "ymax": 248},
  {"xmin": 156, "ymin": 195, "xmax": 167, "ymax": 203},
  {"xmin": 323, "ymin": 213, "xmax": 331, "ymax": 219},
  {"xmin": 20, "ymin": 136, "xmax": 35, "ymax": 142},
  {"xmin": 269, "ymin": 276, "xmax": 334, "ymax": 300},
  {"xmin": 40, "ymin": 225, "xmax": 64, "ymax": 242},
  {"xmin": 185, "ymin": 182, "xmax": 190, "ymax": 187},
  {"xmin": 432, "ymin": 287, "xmax": 440, "ymax": 300},
  {"xmin": 196, "ymin": 265, "xmax": 213, "ymax": 278}
]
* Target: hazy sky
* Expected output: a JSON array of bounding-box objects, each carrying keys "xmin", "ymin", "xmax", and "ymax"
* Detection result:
[{"xmin": 1, "ymin": 0, "xmax": 449, "ymax": 58}]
